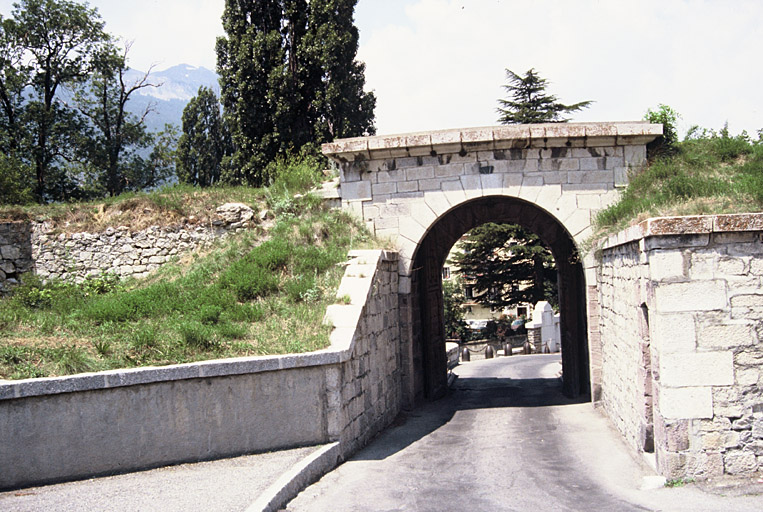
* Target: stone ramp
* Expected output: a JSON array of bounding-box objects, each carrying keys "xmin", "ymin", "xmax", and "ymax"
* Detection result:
[{"xmin": 0, "ymin": 444, "xmax": 339, "ymax": 512}]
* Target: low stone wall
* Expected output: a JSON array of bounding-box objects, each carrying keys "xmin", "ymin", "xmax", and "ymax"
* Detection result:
[
  {"xmin": 0, "ymin": 222, "xmax": 33, "ymax": 293},
  {"xmin": 0, "ymin": 203, "xmax": 260, "ymax": 291},
  {"xmin": 597, "ymin": 214, "xmax": 763, "ymax": 479},
  {"xmin": 0, "ymin": 249, "xmax": 402, "ymax": 490},
  {"xmin": 32, "ymin": 203, "xmax": 258, "ymax": 283}
]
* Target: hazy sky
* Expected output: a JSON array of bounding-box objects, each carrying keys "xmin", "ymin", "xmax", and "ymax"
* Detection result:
[{"xmin": 1, "ymin": 0, "xmax": 761, "ymax": 137}]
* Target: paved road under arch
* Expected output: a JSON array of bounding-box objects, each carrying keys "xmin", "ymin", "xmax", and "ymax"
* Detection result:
[{"xmin": 285, "ymin": 355, "xmax": 762, "ymax": 512}]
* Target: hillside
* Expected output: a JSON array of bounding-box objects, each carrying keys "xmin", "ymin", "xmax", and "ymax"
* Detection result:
[
  {"xmin": 0, "ymin": 159, "xmax": 376, "ymax": 380},
  {"xmin": 592, "ymin": 127, "xmax": 763, "ymax": 238}
]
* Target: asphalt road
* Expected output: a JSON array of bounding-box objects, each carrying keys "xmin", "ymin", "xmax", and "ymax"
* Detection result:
[{"xmin": 285, "ymin": 354, "xmax": 763, "ymax": 512}]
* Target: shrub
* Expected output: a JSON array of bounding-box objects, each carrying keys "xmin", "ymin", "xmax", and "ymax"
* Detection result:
[
  {"xmin": 284, "ymin": 275, "xmax": 318, "ymax": 303},
  {"xmin": 178, "ymin": 320, "xmax": 215, "ymax": 349},
  {"xmin": 80, "ymin": 273, "xmax": 121, "ymax": 296},
  {"xmin": 197, "ymin": 305, "xmax": 222, "ymax": 325},
  {"xmin": 644, "ymin": 104, "xmax": 680, "ymax": 157},
  {"xmin": 227, "ymin": 303, "xmax": 265, "ymax": 322},
  {"xmin": 216, "ymin": 322, "xmax": 248, "ymax": 340}
]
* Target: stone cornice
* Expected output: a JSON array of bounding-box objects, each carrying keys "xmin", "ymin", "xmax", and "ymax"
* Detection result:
[
  {"xmin": 601, "ymin": 213, "xmax": 763, "ymax": 250},
  {"xmin": 322, "ymin": 122, "xmax": 662, "ymax": 162}
]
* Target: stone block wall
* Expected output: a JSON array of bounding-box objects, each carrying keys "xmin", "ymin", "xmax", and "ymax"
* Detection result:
[
  {"xmin": 0, "ymin": 222, "xmax": 33, "ymax": 293},
  {"xmin": 323, "ymin": 123, "xmax": 660, "ymax": 277},
  {"xmin": 598, "ymin": 241, "xmax": 654, "ymax": 454},
  {"xmin": 323, "ymin": 250, "xmax": 402, "ymax": 457},
  {"xmin": 598, "ymin": 214, "xmax": 763, "ymax": 479}
]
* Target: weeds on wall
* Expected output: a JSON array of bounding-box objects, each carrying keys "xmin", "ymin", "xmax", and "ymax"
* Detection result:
[{"xmin": 0, "ymin": 156, "xmax": 376, "ymax": 379}]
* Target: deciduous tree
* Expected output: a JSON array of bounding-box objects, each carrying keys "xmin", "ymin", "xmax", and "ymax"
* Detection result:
[
  {"xmin": 9, "ymin": 0, "xmax": 113, "ymax": 201},
  {"xmin": 74, "ymin": 44, "xmax": 156, "ymax": 196}
]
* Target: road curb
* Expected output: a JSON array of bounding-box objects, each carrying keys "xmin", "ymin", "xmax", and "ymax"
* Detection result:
[{"xmin": 246, "ymin": 442, "xmax": 342, "ymax": 512}]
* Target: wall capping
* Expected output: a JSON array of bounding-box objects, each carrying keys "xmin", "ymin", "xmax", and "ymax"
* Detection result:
[
  {"xmin": 600, "ymin": 212, "xmax": 763, "ymax": 250},
  {"xmin": 322, "ymin": 122, "xmax": 662, "ymax": 162}
]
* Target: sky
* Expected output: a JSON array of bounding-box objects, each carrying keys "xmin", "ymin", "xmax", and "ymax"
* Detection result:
[{"xmin": 1, "ymin": 0, "xmax": 761, "ymax": 137}]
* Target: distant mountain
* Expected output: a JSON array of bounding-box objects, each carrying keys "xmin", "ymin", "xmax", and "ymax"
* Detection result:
[{"xmin": 123, "ymin": 64, "xmax": 219, "ymax": 134}]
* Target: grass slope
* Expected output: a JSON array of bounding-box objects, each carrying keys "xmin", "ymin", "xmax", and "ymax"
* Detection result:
[
  {"xmin": 594, "ymin": 128, "xmax": 763, "ymax": 236},
  {"xmin": 0, "ymin": 159, "xmax": 376, "ymax": 380}
]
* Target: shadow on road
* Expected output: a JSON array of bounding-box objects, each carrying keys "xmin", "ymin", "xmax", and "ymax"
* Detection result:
[{"xmin": 355, "ymin": 361, "xmax": 590, "ymax": 462}]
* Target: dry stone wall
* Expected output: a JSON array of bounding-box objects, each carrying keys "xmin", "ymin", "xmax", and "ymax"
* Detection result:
[
  {"xmin": 0, "ymin": 203, "xmax": 257, "ymax": 288},
  {"xmin": 33, "ymin": 223, "xmax": 229, "ymax": 282},
  {"xmin": 0, "ymin": 222, "xmax": 33, "ymax": 293},
  {"xmin": 598, "ymin": 214, "xmax": 763, "ymax": 479}
]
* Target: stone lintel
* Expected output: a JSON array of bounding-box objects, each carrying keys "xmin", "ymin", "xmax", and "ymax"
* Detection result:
[
  {"xmin": 601, "ymin": 213, "xmax": 763, "ymax": 250},
  {"xmin": 322, "ymin": 122, "xmax": 662, "ymax": 163}
]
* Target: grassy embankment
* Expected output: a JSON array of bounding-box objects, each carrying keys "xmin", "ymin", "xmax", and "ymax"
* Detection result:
[
  {"xmin": 593, "ymin": 126, "xmax": 763, "ymax": 237},
  {"xmin": 0, "ymin": 157, "xmax": 376, "ymax": 380}
]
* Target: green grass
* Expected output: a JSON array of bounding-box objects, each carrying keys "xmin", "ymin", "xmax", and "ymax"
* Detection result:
[
  {"xmin": 0, "ymin": 156, "xmax": 377, "ymax": 380},
  {"xmin": 594, "ymin": 127, "xmax": 763, "ymax": 236}
]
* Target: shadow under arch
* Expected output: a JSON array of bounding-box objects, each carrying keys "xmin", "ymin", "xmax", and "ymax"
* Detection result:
[{"xmin": 409, "ymin": 195, "xmax": 589, "ymax": 402}]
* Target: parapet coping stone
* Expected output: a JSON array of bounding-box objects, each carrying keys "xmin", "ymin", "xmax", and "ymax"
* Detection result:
[
  {"xmin": 0, "ymin": 249, "xmax": 396, "ymax": 401},
  {"xmin": 601, "ymin": 212, "xmax": 763, "ymax": 250},
  {"xmin": 322, "ymin": 122, "xmax": 663, "ymax": 161}
]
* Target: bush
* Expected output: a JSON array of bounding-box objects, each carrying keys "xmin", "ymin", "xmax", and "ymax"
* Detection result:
[
  {"xmin": 267, "ymin": 150, "xmax": 324, "ymax": 194},
  {"xmin": 284, "ymin": 275, "xmax": 318, "ymax": 303},
  {"xmin": 644, "ymin": 104, "xmax": 680, "ymax": 158},
  {"xmin": 197, "ymin": 305, "xmax": 222, "ymax": 325},
  {"xmin": 178, "ymin": 320, "xmax": 215, "ymax": 349}
]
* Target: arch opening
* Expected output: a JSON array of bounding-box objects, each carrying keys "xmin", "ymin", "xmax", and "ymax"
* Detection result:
[{"xmin": 408, "ymin": 195, "xmax": 589, "ymax": 402}]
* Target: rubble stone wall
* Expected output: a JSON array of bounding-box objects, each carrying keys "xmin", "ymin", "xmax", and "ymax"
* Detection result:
[
  {"xmin": 0, "ymin": 203, "xmax": 257, "ymax": 290},
  {"xmin": 0, "ymin": 222, "xmax": 33, "ymax": 293},
  {"xmin": 598, "ymin": 214, "xmax": 763, "ymax": 479},
  {"xmin": 32, "ymin": 223, "xmax": 233, "ymax": 282}
]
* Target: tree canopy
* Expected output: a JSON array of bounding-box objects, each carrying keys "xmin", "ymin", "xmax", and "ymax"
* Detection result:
[
  {"xmin": 216, "ymin": 0, "xmax": 375, "ymax": 187},
  {"xmin": 0, "ymin": 0, "xmax": 173, "ymax": 204},
  {"xmin": 177, "ymin": 86, "xmax": 230, "ymax": 187},
  {"xmin": 496, "ymin": 68, "xmax": 592, "ymax": 125},
  {"xmin": 450, "ymin": 222, "xmax": 558, "ymax": 311}
]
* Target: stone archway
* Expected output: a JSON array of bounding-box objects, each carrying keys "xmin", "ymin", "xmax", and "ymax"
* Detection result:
[
  {"xmin": 409, "ymin": 195, "xmax": 588, "ymax": 401},
  {"xmin": 322, "ymin": 123, "xmax": 661, "ymax": 407}
]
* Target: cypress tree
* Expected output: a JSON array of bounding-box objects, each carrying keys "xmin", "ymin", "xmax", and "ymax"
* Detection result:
[
  {"xmin": 177, "ymin": 86, "xmax": 229, "ymax": 187},
  {"xmin": 216, "ymin": 0, "xmax": 375, "ymax": 186}
]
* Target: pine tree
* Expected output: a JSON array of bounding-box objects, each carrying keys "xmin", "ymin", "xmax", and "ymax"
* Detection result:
[
  {"xmin": 450, "ymin": 223, "xmax": 558, "ymax": 310},
  {"xmin": 497, "ymin": 68, "xmax": 592, "ymax": 125},
  {"xmin": 177, "ymin": 86, "xmax": 229, "ymax": 187}
]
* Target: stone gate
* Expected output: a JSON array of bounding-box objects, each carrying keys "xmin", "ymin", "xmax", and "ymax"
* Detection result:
[{"xmin": 323, "ymin": 122, "xmax": 662, "ymax": 405}]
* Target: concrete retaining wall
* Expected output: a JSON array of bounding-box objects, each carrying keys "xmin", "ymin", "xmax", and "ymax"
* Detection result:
[
  {"xmin": 0, "ymin": 249, "xmax": 402, "ymax": 490},
  {"xmin": 597, "ymin": 214, "xmax": 763, "ymax": 479}
]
